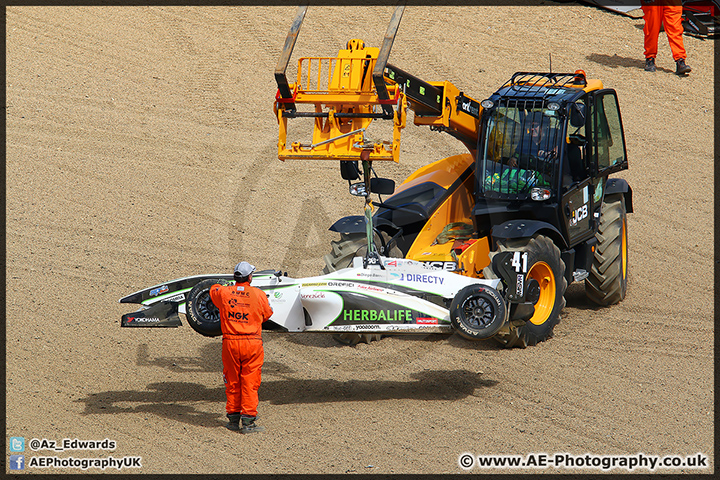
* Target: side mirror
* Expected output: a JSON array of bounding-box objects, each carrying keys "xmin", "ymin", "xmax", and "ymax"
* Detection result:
[
  {"xmin": 340, "ymin": 161, "xmax": 360, "ymax": 180},
  {"xmin": 349, "ymin": 178, "xmax": 395, "ymax": 196},
  {"xmin": 570, "ymin": 103, "xmax": 586, "ymax": 128},
  {"xmin": 370, "ymin": 177, "xmax": 395, "ymax": 195}
]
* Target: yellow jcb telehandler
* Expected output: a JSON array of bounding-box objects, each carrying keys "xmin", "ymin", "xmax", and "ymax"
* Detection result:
[{"xmin": 273, "ymin": 6, "xmax": 632, "ymax": 347}]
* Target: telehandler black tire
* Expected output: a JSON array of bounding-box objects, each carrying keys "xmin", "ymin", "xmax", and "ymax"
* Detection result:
[
  {"xmin": 585, "ymin": 193, "xmax": 628, "ymax": 306},
  {"xmin": 322, "ymin": 231, "xmax": 402, "ymax": 273},
  {"xmin": 485, "ymin": 235, "xmax": 567, "ymax": 348},
  {"xmin": 185, "ymin": 279, "xmax": 224, "ymax": 337},
  {"xmin": 323, "ymin": 231, "xmax": 401, "ymax": 345}
]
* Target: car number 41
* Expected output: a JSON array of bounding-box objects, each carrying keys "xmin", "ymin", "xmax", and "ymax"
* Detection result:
[{"xmin": 511, "ymin": 251, "xmax": 528, "ymax": 274}]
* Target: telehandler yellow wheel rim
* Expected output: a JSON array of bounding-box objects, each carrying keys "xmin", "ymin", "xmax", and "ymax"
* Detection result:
[{"xmin": 528, "ymin": 261, "xmax": 556, "ymax": 326}]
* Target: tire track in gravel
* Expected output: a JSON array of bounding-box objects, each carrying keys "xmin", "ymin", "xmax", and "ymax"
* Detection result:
[
  {"xmin": 145, "ymin": 8, "xmax": 235, "ymax": 129},
  {"xmin": 7, "ymin": 8, "xmax": 151, "ymax": 65},
  {"xmin": 223, "ymin": 7, "xmax": 366, "ymax": 271},
  {"xmin": 131, "ymin": 7, "xmax": 323, "ymax": 272}
]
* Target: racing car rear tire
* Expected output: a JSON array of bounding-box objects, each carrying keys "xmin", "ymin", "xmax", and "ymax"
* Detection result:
[
  {"xmin": 450, "ymin": 284, "xmax": 507, "ymax": 340},
  {"xmin": 185, "ymin": 278, "xmax": 224, "ymax": 337}
]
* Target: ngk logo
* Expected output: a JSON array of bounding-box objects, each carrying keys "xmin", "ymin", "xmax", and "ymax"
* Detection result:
[{"xmin": 228, "ymin": 312, "xmax": 249, "ymax": 322}]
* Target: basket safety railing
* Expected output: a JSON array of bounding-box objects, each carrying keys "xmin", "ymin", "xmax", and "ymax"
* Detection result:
[{"xmin": 274, "ymin": 7, "xmax": 406, "ymax": 162}]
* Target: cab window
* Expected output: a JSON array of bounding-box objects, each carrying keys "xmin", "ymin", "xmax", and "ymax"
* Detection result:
[{"xmin": 593, "ymin": 92, "xmax": 626, "ymax": 171}]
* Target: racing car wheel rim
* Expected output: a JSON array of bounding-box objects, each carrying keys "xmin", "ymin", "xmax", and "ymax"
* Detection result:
[
  {"xmin": 461, "ymin": 294, "xmax": 496, "ymax": 329},
  {"xmin": 527, "ymin": 260, "xmax": 556, "ymax": 326},
  {"xmin": 197, "ymin": 293, "xmax": 219, "ymax": 322}
]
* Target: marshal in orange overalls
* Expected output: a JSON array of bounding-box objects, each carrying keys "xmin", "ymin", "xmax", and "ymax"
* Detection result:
[
  {"xmin": 642, "ymin": 0, "xmax": 687, "ymax": 61},
  {"xmin": 210, "ymin": 280, "xmax": 273, "ymax": 417}
]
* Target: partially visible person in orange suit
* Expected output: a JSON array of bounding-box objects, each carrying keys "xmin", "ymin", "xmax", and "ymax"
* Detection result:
[
  {"xmin": 210, "ymin": 261, "xmax": 273, "ymax": 434},
  {"xmin": 642, "ymin": 0, "xmax": 692, "ymax": 75}
]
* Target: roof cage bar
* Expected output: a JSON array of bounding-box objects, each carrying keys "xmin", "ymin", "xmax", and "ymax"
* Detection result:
[{"xmin": 508, "ymin": 71, "xmax": 587, "ymax": 89}]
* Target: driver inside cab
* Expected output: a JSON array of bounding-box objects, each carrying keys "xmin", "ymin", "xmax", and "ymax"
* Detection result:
[{"xmin": 508, "ymin": 116, "xmax": 558, "ymax": 168}]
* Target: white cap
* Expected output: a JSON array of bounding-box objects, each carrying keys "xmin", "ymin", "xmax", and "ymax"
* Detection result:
[{"xmin": 234, "ymin": 261, "xmax": 256, "ymax": 276}]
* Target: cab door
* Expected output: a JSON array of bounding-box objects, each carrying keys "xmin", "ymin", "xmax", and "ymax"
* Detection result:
[
  {"xmin": 560, "ymin": 96, "xmax": 595, "ymax": 247},
  {"xmin": 588, "ymin": 89, "xmax": 628, "ymax": 237},
  {"xmin": 562, "ymin": 89, "xmax": 628, "ymax": 246}
]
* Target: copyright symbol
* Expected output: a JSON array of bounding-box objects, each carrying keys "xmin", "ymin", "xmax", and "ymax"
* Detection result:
[
  {"xmin": 459, "ymin": 453, "xmax": 475, "ymax": 469},
  {"xmin": 30, "ymin": 438, "xmax": 41, "ymax": 451}
]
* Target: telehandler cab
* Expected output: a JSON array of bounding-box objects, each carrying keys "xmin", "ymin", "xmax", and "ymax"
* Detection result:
[{"xmin": 273, "ymin": 6, "xmax": 632, "ymax": 347}]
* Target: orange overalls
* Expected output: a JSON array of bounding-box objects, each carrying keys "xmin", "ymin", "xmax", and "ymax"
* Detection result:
[
  {"xmin": 642, "ymin": 0, "xmax": 687, "ymax": 61},
  {"xmin": 210, "ymin": 281, "xmax": 273, "ymax": 417}
]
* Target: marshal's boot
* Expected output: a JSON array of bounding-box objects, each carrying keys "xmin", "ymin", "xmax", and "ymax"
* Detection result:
[
  {"xmin": 225, "ymin": 413, "xmax": 241, "ymax": 432},
  {"xmin": 240, "ymin": 416, "xmax": 265, "ymax": 434}
]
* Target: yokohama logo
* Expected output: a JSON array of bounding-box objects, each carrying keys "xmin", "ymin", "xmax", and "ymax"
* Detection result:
[{"xmin": 127, "ymin": 317, "xmax": 161, "ymax": 323}]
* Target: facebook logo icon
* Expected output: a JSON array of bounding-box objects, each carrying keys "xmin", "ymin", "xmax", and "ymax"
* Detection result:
[{"xmin": 9, "ymin": 455, "xmax": 25, "ymax": 470}]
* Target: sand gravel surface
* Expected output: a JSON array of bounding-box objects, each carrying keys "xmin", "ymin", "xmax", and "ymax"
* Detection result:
[{"xmin": 6, "ymin": 4, "xmax": 714, "ymax": 475}]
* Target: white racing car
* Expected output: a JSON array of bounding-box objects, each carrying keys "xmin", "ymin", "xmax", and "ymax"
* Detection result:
[{"xmin": 119, "ymin": 253, "xmax": 541, "ymax": 344}]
